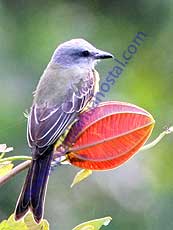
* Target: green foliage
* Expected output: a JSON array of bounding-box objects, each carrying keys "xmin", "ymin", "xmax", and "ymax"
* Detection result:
[
  {"xmin": 71, "ymin": 169, "xmax": 92, "ymax": 188},
  {"xmin": 0, "ymin": 161, "xmax": 13, "ymax": 177},
  {"xmin": 72, "ymin": 217, "xmax": 112, "ymax": 230},
  {"xmin": 0, "ymin": 213, "xmax": 111, "ymax": 230},
  {"xmin": 0, "ymin": 213, "xmax": 49, "ymax": 230},
  {"xmin": 0, "ymin": 144, "xmax": 14, "ymax": 176}
]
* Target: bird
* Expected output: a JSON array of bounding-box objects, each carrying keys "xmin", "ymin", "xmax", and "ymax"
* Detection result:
[{"xmin": 14, "ymin": 38, "xmax": 113, "ymax": 223}]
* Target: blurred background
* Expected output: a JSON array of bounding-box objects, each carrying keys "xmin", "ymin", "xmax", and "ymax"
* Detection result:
[{"xmin": 0, "ymin": 0, "xmax": 173, "ymax": 229}]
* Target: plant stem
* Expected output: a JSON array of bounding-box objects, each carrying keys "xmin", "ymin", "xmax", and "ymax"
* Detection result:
[
  {"xmin": 0, "ymin": 160, "xmax": 31, "ymax": 186},
  {"xmin": 140, "ymin": 126, "xmax": 173, "ymax": 151},
  {"xmin": 0, "ymin": 156, "xmax": 32, "ymax": 163},
  {"xmin": 0, "ymin": 126, "xmax": 172, "ymax": 187}
]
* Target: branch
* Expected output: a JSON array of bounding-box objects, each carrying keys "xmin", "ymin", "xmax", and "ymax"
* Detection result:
[
  {"xmin": 140, "ymin": 126, "xmax": 173, "ymax": 151},
  {"xmin": 0, "ymin": 160, "xmax": 31, "ymax": 186},
  {"xmin": 0, "ymin": 126, "xmax": 172, "ymax": 187},
  {"xmin": 0, "ymin": 151, "xmax": 67, "ymax": 187}
]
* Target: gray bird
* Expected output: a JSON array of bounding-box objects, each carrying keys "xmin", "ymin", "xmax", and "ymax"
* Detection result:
[{"xmin": 15, "ymin": 38, "xmax": 113, "ymax": 223}]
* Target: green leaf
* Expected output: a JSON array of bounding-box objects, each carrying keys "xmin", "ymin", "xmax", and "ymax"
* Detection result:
[
  {"xmin": 0, "ymin": 215, "xmax": 27, "ymax": 230},
  {"xmin": 24, "ymin": 212, "xmax": 49, "ymax": 230},
  {"xmin": 71, "ymin": 169, "xmax": 92, "ymax": 188},
  {"xmin": 0, "ymin": 212, "xmax": 49, "ymax": 230},
  {"xmin": 72, "ymin": 216, "xmax": 112, "ymax": 230},
  {"xmin": 0, "ymin": 161, "xmax": 14, "ymax": 177}
]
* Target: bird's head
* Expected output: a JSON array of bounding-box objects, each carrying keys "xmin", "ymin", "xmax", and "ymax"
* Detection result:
[{"xmin": 51, "ymin": 38, "xmax": 113, "ymax": 68}]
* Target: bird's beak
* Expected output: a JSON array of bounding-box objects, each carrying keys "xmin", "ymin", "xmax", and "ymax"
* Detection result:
[{"xmin": 94, "ymin": 49, "xmax": 114, "ymax": 59}]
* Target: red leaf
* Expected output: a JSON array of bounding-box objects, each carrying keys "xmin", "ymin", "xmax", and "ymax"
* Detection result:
[{"xmin": 63, "ymin": 101, "xmax": 155, "ymax": 170}]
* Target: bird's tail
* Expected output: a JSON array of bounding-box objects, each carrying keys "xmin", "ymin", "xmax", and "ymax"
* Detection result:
[{"xmin": 15, "ymin": 146, "xmax": 53, "ymax": 223}]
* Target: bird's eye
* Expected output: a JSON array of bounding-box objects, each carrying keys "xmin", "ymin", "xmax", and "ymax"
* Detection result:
[{"xmin": 81, "ymin": 50, "xmax": 90, "ymax": 57}]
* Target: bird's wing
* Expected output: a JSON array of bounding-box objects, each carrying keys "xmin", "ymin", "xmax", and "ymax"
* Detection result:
[{"xmin": 27, "ymin": 70, "xmax": 96, "ymax": 155}]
